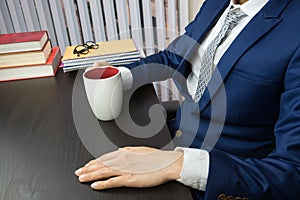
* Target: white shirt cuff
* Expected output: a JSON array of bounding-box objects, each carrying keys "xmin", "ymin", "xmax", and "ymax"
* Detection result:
[
  {"xmin": 174, "ymin": 147, "xmax": 209, "ymax": 191},
  {"xmin": 118, "ymin": 67, "xmax": 133, "ymax": 91}
]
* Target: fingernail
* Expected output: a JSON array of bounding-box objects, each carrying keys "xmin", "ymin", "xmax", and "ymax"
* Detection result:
[
  {"xmin": 75, "ymin": 168, "xmax": 82, "ymax": 176},
  {"xmin": 91, "ymin": 182, "xmax": 98, "ymax": 189},
  {"xmin": 79, "ymin": 174, "xmax": 85, "ymax": 182}
]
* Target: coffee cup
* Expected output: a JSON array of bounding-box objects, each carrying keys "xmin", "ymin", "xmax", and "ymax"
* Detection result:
[{"xmin": 83, "ymin": 65, "xmax": 123, "ymax": 121}]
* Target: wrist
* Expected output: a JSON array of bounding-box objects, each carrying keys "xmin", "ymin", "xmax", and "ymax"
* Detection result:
[{"xmin": 165, "ymin": 151, "xmax": 184, "ymax": 181}]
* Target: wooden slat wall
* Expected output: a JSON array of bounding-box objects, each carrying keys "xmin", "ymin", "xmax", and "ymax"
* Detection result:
[
  {"xmin": 0, "ymin": 0, "xmax": 202, "ymax": 101},
  {"xmin": 6, "ymin": 0, "xmax": 27, "ymax": 32},
  {"xmin": 63, "ymin": 0, "xmax": 81, "ymax": 45},
  {"xmin": 49, "ymin": 0, "xmax": 69, "ymax": 52},
  {"xmin": 20, "ymin": 0, "xmax": 40, "ymax": 31},
  {"xmin": 35, "ymin": 0, "xmax": 57, "ymax": 46},
  {"xmin": 89, "ymin": 0, "xmax": 106, "ymax": 42},
  {"xmin": 77, "ymin": 0, "xmax": 93, "ymax": 42},
  {"xmin": 102, "ymin": 0, "xmax": 118, "ymax": 40},
  {"xmin": 128, "ymin": 0, "xmax": 143, "ymax": 49},
  {"xmin": 141, "ymin": 0, "xmax": 155, "ymax": 56},
  {"xmin": 0, "ymin": 0, "xmax": 14, "ymax": 33},
  {"xmin": 155, "ymin": 0, "xmax": 167, "ymax": 101},
  {"xmin": 115, "ymin": 0, "xmax": 130, "ymax": 40},
  {"xmin": 179, "ymin": 0, "xmax": 189, "ymax": 34}
]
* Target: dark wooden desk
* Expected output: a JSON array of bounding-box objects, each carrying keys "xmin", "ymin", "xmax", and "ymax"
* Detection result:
[{"xmin": 0, "ymin": 69, "xmax": 193, "ymax": 200}]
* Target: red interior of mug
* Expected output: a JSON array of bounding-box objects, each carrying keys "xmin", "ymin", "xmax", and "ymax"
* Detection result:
[{"xmin": 84, "ymin": 67, "xmax": 119, "ymax": 80}]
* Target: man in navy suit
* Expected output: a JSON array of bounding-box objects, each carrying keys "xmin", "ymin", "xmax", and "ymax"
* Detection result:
[{"xmin": 75, "ymin": 0, "xmax": 300, "ymax": 199}]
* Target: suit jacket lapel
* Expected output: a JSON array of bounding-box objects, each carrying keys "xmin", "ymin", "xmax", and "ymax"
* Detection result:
[
  {"xmin": 198, "ymin": 0, "xmax": 290, "ymax": 112},
  {"xmin": 175, "ymin": 0, "xmax": 230, "ymax": 100},
  {"xmin": 190, "ymin": 0, "xmax": 230, "ymax": 45}
]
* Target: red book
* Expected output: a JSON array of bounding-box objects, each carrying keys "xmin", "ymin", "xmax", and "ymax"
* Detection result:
[
  {"xmin": 0, "ymin": 40, "xmax": 52, "ymax": 68},
  {"xmin": 0, "ymin": 31, "xmax": 48, "ymax": 54},
  {"xmin": 0, "ymin": 47, "xmax": 61, "ymax": 82}
]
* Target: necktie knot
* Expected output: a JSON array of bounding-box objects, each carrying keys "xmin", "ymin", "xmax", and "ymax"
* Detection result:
[{"xmin": 225, "ymin": 8, "xmax": 247, "ymax": 31}]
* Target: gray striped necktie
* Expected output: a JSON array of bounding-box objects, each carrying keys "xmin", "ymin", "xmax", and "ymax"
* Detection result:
[{"xmin": 194, "ymin": 7, "xmax": 247, "ymax": 102}]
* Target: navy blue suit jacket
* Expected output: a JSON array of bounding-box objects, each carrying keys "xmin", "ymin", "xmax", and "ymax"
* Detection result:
[{"xmin": 125, "ymin": 0, "xmax": 300, "ymax": 199}]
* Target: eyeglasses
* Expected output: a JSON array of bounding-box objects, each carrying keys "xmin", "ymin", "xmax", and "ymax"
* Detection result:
[{"xmin": 73, "ymin": 41, "xmax": 99, "ymax": 57}]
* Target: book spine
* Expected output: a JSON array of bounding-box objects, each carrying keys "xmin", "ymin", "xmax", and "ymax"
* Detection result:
[
  {"xmin": 0, "ymin": 31, "xmax": 48, "ymax": 54},
  {"xmin": 0, "ymin": 46, "xmax": 61, "ymax": 82},
  {"xmin": 62, "ymin": 51, "xmax": 140, "ymax": 64},
  {"xmin": 63, "ymin": 58, "xmax": 140, "ymax": 68},
  {"xmin": 62, "ymin": 54, "xmax": 141, "ymax": 67},
  {"xmin": 63, "ymin": 59, "xmax": 140, "ymax": 72}
]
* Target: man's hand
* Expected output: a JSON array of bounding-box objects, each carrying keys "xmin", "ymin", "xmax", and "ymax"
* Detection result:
[
  {"xmin": 85, "ymin": 61, "xmax": 111, "ymax": 71},
  {"xmin": 92, "ymin": 61, "xmax": 110, "ymax": 67},
  {"xmin": 75, "ymin": 146, "xmax": 183, "ymax": 190}
]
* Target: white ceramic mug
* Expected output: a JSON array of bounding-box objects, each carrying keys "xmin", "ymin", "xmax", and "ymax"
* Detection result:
[{"xmin": 83, "ymin": 65, "xmax": 123, "ymax": 121}]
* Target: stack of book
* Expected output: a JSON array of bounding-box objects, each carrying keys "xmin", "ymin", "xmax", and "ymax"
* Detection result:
[
  {"xmin": 61, "ymin": 39, "xmax": 143, "ymax": 72},
  {"xmin": 0, "ymin": 31, "xmax": 61, "ymax": 82}
]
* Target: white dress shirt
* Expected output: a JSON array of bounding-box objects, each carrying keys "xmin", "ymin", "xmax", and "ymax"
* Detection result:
[
  {"xmin": 176, "ymin": 0, "xmax": 269, "ymax": 191},
  {"xmin": 119, "ymin": 0, "xmax": 269, "ymax": 191}
]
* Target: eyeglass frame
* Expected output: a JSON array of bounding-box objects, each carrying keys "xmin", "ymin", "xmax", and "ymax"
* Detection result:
[{"xmin": 73, "ymin": 41, "xmax": 99, "ymax": 57}]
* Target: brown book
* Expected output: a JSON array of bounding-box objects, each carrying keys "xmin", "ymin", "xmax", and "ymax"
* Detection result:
[
  {"xmin": 0, "ymin": 40, "xmax": 52, "ymax": 68},
  {"xmin": 0, "ymin": 47, "xmax": 61, "ymax": 82},
  {"xmin": 0, "ymin": 31, "xmax": 48, "ymax": 54}
]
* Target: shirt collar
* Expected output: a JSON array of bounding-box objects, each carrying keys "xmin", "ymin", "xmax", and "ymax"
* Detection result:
[{"xmin": 230, "ymin": 0, "xmax": 269, "ymax": 18}]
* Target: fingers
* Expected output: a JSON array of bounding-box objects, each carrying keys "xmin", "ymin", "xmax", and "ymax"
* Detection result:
[
  {"xmin": 121, "ymin": 146, "xmax": 158, "ymax": 153},
  {"xmin": 75, "ymin": 158, "xmax": 129, "ymax": 190},
  {"xmin": 75, "ymin": 160, "xmax": 123, "ymax": 183},
  {"xmin": 85, "ymin": 159, "xmax": 99, "ymax": 167},
  {"xmin": 78, "ymin": 166, "xmax": 117, "ymax": 183},
  {"xmin": 75, "ymin": 160, "xmax": 103, "ymax": 176},
  {"xmin": 92, "ymin": 61, "xmax": 110, "ymax": 67},
  {"xmin": 75, "ymin": 149, "xmax": 119, "ymax": 176},
  {"xmin": 91, "ymin": 176, "xmax": 127, "ymax": 190}
]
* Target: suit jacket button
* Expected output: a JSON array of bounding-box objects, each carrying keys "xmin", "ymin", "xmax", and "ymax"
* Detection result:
[
  {"xmin": 234, "ymin": 197, "xmax": 242, "ymax": 200},
  {"xmin": 175, "ymin": 130, "xmax": 182, "ymax": 137},
  {"xmin": 226, "ymin": 196, "xmax": 234, "ymax": 200},
  {"xmin": 218, "ymin": 194, "xmax": 226, "ymax": 200},
  {"xmin": 191, "ymin": 183, "xmax": 200, "ymax": 189}
]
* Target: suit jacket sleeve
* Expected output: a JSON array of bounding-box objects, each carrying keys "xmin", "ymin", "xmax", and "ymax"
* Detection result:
[{"xmin": 123, "ymin": 3, "xmax": 203, "ymax": 89}]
